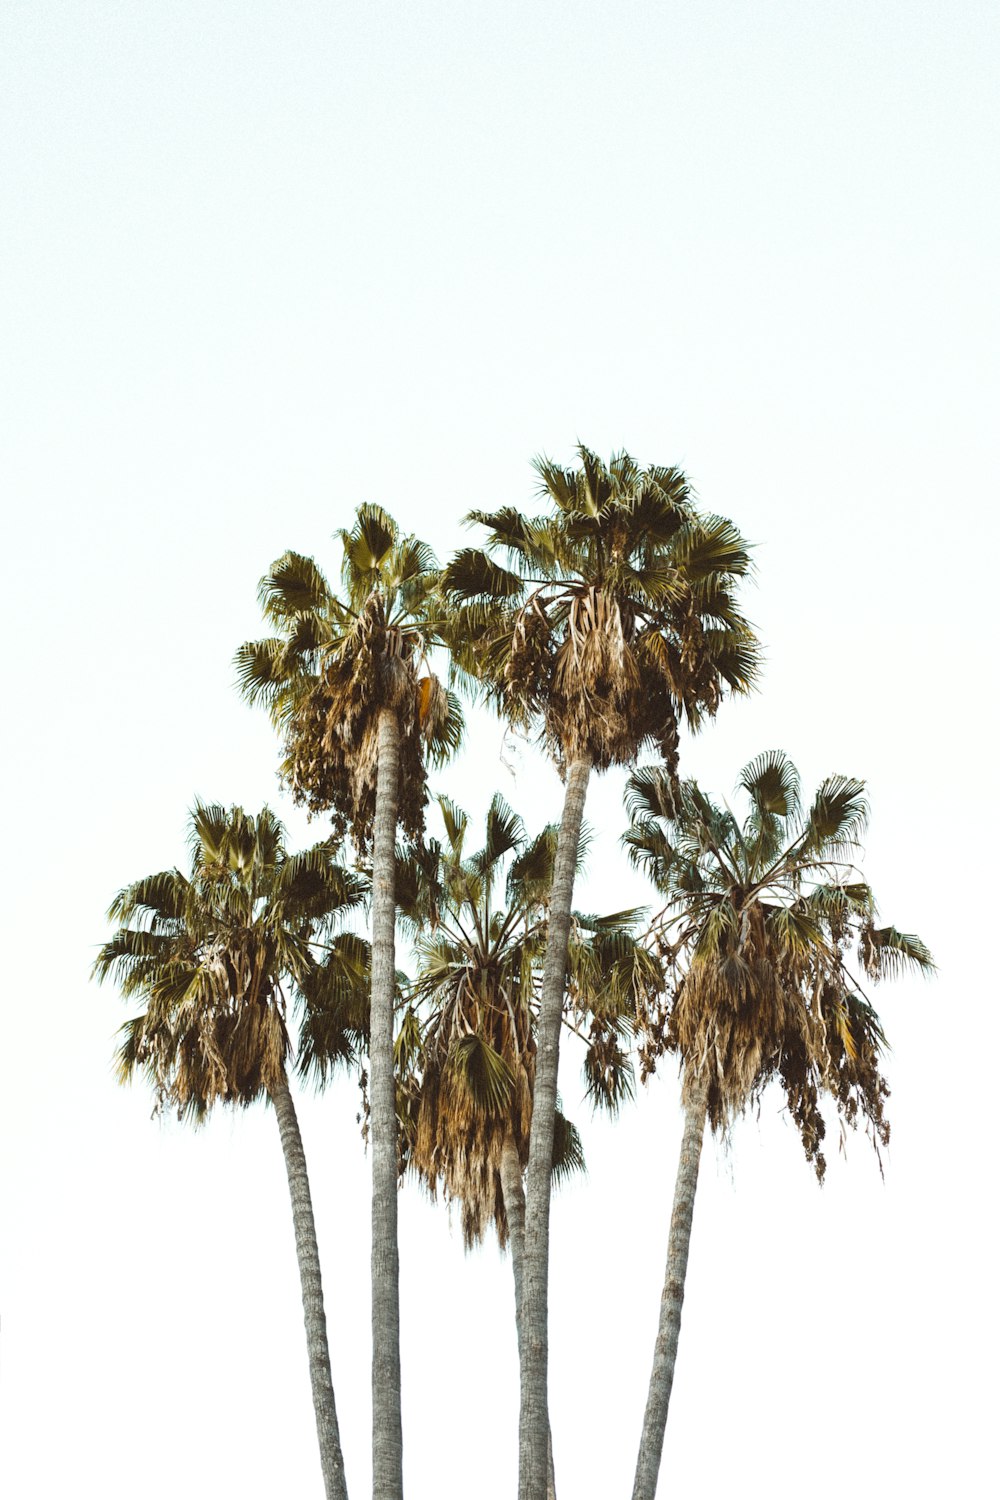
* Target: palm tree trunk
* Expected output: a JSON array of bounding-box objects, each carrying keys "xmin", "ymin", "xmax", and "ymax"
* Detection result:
[
  {"xmin": 371, "ymin": 706, "xmax": 403, "ymax": 1500},
  {"xmin": 631, "ymin": 1076, "xmax": 709, "ymax": 1500},
  {"xmin": 271, "ymin": 1073, "xmax": 350, "ymax": 1500},
  {"xmin": 500, "ymin": 1135, "xmax": 557, "ymax": 1500},
  {"xmin": 519, "ymin": 754, "xmax": 592, "ymax": 1500},
  {"xmin": 499, "ymin": 1134, "xmax": 527, "ymax": 1346}
]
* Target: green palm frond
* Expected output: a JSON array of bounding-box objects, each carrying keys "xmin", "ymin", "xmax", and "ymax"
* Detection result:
[
  {"xmin": 573, "ymin": 907, "xmax": 647, "ymax": 934},
  {"xmin": 281, "ymin": 609, "xmax": 329, "ymax": 659},
  {"xmin": 299, "ymin": 933, "xmax": 372, "ymax": 1059},
  {"xmin": 423, "ymin": 688, "xmax": 465, "ymax": 768},
  {"xmin": 582, "ymin": 1032, "xmax": 636, "ymax": 1116},
  {"xmin": 474, "ymin": 794, "xmax": 525, "ymax": 874},
  {"xmin": 106, "ymin": 868, "xmax": 188, "ymax": 928},
  {"xmin": 339, "ymin": 503, "xmax": 398, "ymax": 590},
  {"xmin": 441, "ymin": 548, "xmax": 526, "ymax": 602},
  {"xmin": 765, "ymin": 906, "xmax": 828, "ymax": 961},
  {"xmin": 739, "ymin": 750, "xmax": 801, "ymax": 820},
  {"xmin": 394, "ymin": 534, "xmax": 438, "ymax": 589},
  {"xmin": 858, "ymin": 924, "xmax": 935, "ymax": 981},
  {"xmin": 114, "ymin": 1014, "xmax": 148, "ymax": 1085},
  {"xmin": 393, "ymin": 1003, "xmax": 424, "ymax": 1078},
  {"xmin": 92, "ymin": 928, "xmax": 183, "ymax": 993},
  {"xmin": 259, "ymin": 550, "xmax": 334, "ymax": 621},
  {"xmin": 277, "ymin": 849, "xmax": 368, "ymax": 923},
  {"xmin": 625, "ymin": 765, "xmax": 683, "ymax": 824},
  {"xmin": 671, "ymin": 514, "xmax": 755, "ymax": 581},
  {"xmin": 394, "ymin": 835, "xmax": 446, "ymax": 935},
  {"xmin": 803, "ymin": 774, "xmax": 869, "ymax": 853},
  {"xmin": 622, "ymin": 819, "xmax": 680, "ymax": 886},
  {"xmin": 551, "ymin": 1109, "xmax": 586, "ymax": 1183},
  {"xmin": 693, "ymin": 900, "xmax": 738, "ymax": 960},
  {"xmin": 621, "ymin": 477, "xmax": 690, "ymax": 540},
  {"xmin": 700, "ymin": 623, "xmax": 762, "ymax": 696},
  {"xmin": 507, "ymin": 825, "xmax": 558, "ymax": 905},
  {"xmin": 189, "ymin": 799, "xmax": 242, "ymax": 866},
  {"xmin": 233, "ymin": 637, "xmax": 291, "ymax": 708},
  {"xmin": 803, "ymin": 882, "xmax": 876, "ymax": 922},
  {"xmin": 467, "ymin": 505, "xmax": 543, "ymax": 558},
  {"xmin": 437, "ymin": 796, "xmax": 469, "ymax": 856},
  {"xmin": 619, "ymin": 561, "xmax": 688, "ymax": 607}
]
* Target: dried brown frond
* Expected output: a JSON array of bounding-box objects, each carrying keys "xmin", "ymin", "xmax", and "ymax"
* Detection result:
[
  {"xmin": 401, "ymin": 972, "xmax": 536, "ymax": 1250},
  {"xmin": 283, "ymin": 598, "xmax": 442, "ymax": 849}
]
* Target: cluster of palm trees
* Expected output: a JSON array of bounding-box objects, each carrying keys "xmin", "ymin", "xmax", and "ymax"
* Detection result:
[{"xmin": 95, "ymin": 446, "xmax": 932, "ymax": 1500}]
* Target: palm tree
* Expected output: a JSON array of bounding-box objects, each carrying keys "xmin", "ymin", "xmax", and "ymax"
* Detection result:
[
  {"xmin": 441, "ymin": 445, "xmax": 758, "ymax": 1500},
  {"xmin": 236, "ymin": 507, "xmax": 462, "ymax": 1500},
  {"xmin": 393, "ymin": 794, "xmax": 656, "ymax": 1500},
  {"xmin": 623, "ymin": 753, "xmax": 934, "ymax": 1500},
  {"xmin": 94, "ymin": 803, "xmax": 370, "ymax": 1500}
]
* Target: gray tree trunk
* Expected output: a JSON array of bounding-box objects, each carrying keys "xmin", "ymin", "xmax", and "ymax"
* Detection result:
[
  {"xmin": 631, "ymin": 1077, "xmax": 709, "ymax": 1500},
  {"xmin": 371, "ymin": 707, "xmax": 403, "ymax": 1500},
  {"xmin": 518, "ymin": 755, "xmax": 592, "ymax": 1500},
  {"xmin": 499, "ymin": 1134, "xmax": 527, "ymax": 1347},
  {"xmin": 271, "ymin": 1074, "xmax": 349, "ymax": 1500},
  {"xmin": 500, "ymin": 1135, "xmax": 556, "ymax": 1500}
]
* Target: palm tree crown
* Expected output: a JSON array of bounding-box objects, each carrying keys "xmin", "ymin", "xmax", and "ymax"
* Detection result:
[
  {"xmin": 395, "ymin": 795, "xmax": 657, "ymax": 1247},
  {"xmin": 625, "ymin": 751, "xmax": 934, "ymax": 1176},
  {"xmin": 94, "ymin": 802, "xmax": 369, "ymax": 1114},
  {"xmin": 443, "ymin": 445, "xmax": 759, "ymax": 776},
  {"xmin": 235, "ymin": 504, "xmax": 462, "ymax": 847}
]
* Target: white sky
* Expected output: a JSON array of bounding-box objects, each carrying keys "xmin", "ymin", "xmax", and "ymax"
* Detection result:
[{"xmin": 1, "ymin": 2, "xmax": 996, "ymax": 1496}]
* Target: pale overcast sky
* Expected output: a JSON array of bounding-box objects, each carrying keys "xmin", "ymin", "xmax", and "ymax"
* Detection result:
[{"xmin": 1, "ymin": 4, "xmax": 996, "ymax": 1497}]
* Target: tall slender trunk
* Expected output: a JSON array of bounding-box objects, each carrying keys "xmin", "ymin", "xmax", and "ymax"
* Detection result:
[
  {"xmin": 500, "ymin": 1135, "xmax": 557, "ymax": 1500},
  {"xmin": 518, "ymin": 754, "xmax": 592, "ymax": 1500},
  {"xmin": 499, "ymin": 1134, "xmax": 527, "ymax": 1351},
  {"xmin": 271, "ymin": 1073, "xmax": 349, "ymax": 1500},
  {"xmin": 371, "ymin": 707, "xmax": 403, "ymax": 1500},
  {"xmin": 631, "ymin": 1077, "xmax": 709, "ymax": 1500}
]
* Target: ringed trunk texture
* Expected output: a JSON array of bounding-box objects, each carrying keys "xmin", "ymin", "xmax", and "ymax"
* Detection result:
[
  {"xmin": 500, "ymin": 1136, "xmax": 557, "ymax": 1500},
  {"xmin": 631, "ymin": 1077, "xmax": 709, "ymax": 1500},
  {"xmin": 371, "ymin": 707, "xmax": 403, "ymax": 1500},
  {"xmin": 271, "ymin": 1074, "xmax": 349, "ymax": 1500},
  {"xmin": 518, "ymin": 754, "xmax": 592, "ymax": 1500}
]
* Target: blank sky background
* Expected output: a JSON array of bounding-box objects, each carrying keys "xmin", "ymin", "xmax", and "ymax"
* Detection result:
[{"xmin": 1, "ymin": 3, "xmax": 996, "ymax": 1496}]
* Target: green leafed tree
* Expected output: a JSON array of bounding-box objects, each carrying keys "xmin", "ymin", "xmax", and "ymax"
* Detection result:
[
  {"xmin": 394, "ymin": 794, "xmax": 659, "ymax": 1500},
  {"xmin": 94, "ymin": 803, "xmax": 370, "ymax": 1500},
  {"xmin": 441, "ymin": 446, "xmax": 758, "ymax": 1500},
  {"xmin": 623, "ymin": 753, "xmax": 934, "ymax": 1500},
  {"xmin": 235, "ymin": 506, "xmax": 462, "ymax": 1500}
]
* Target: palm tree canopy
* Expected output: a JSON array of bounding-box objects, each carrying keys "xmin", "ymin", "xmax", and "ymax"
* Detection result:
[
  {"xmin": 94, "ymin": 803, "xmax": 370, "ymax": 1119},
  {"xmin": 442, "ymin": 446, "xmax": 759, "ymax": 774},
  {"xmin": 624, "ymin": 751, "xmax": 934, "ymax": 1178},
  {"xmin": 235, "ymin": 505, "xmax": 463, "ymax": 848},
  {"xmin": 394, "ymin": 794, "xmax": 660, "ymax": 1247}
]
